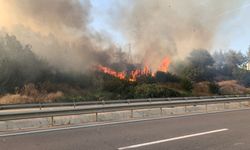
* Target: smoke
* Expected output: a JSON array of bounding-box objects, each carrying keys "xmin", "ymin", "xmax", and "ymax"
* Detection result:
[
  {"xmin": 0, "ymin": 0, "xmax": 247, "ymax": 73},
  {"xmin": 0, "ymin": 0, "xmax": 118, "ymax": 73},
  {"xmin": 0, "ymin": 0, "xmax": 90, "ymax": 36},
  {"xmin": 112, "ymin": 0, "xmax": 245, "ymax": 71}
]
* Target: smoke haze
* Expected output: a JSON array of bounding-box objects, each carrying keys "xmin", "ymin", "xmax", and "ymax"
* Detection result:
[
  {"xmin": 0, "ymin": 0, "xmax": 247, "ymax": 72},
  {"xmin": 0, "ymin": 0, "xmax": 117, "ymax": 73},
  {"xmin": 111, "ymin": 0, "xmax": 245, "ymax": 71}
]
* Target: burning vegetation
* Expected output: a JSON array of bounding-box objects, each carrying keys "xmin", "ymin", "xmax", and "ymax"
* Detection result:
[
  {"xmin": 97, "ymin": 57, "xmax": 171, "ymax": 82},
  {"xmin": 1, "ymin": 1, "xmax": 250, "ymax": 104},
  {"xmin": 97, "ymin": 65, "xmax": 126, "ymax": 80},
  {"xmin": 1, "ymin": 32, "xmax": 250, "ymax": 104}
]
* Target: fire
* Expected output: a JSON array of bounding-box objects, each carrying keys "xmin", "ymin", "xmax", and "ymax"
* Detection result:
[
  {"xmin": 129, "ymin": 65, "xmax": 151, "ymax": 82},
  {"xmin": 97, "ymin": 65, "xmax": 126, "ymax": 80},
  {"xmin": 97, "ymin": 56, "xmax": 171, "ymax": 81},
  {"xmin": 158, "ymin": 57, "xmax": 170, "ymax": 72},
  {"xmin": 143, "ymin": 65, "xmax": 151, "ymax": 75},
  {"xmin": 130, "ymin": 70, "xmax": 140, "ymax": 82}
]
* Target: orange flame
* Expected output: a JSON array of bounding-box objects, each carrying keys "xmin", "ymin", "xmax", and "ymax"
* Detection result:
[
  {"xmin": 97, "ymin": 65, "xmax": 126, "ymax": 80},
  {"xmin": 97, "ymin": 56, "xmax": 171, "ymax": 81},
  {"xmin": 143, "ymin": 65, "xmax": 151, "ymax": 75},
  {"xmin": 158, "ymin": 57, "xmax": 170, "ymax": 72},
  {"xmin": 130, "ymin": 69, "xmax": 140, "ymax": 82}
]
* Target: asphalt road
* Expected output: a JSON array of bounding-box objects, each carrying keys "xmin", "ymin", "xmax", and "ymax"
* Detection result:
[{"xmin": 1, "ymin": 109, "xmax": 250, "ymax": 150}]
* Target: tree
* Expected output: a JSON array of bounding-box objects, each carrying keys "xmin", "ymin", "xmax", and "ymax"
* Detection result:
[
  {"xmin": 0, "ymin": 34, "xmax": 45, "ymax": 93},
  {"xmin": 248, "ymin": 46, "xmax": 250, "ymax": 58},
  {"xmin": 225, "ymin": 50, "xmax": 245, "ymax": 68},
  {"xmin": 183, "ymin": 49, "xmax": 215, "ymax": 82},
  {"xmin": 212, "ymin": 50, "xmax": 246, "ymax": 80},
  {"xmin": 212, "ymin": 50, "xmax": 225, "ymax": 70},
  {"xmin": 188, "ymin": 49, "xmax": 214, "ymax": 67},
  {"xmin": 232, "ymin": 68, "xmax": 250, "ymax": 87}
]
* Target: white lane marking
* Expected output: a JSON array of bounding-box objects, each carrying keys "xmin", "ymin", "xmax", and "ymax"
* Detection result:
[{"xmin": 118, "ymin": 128, "xmax": 228, "ymax": 150}]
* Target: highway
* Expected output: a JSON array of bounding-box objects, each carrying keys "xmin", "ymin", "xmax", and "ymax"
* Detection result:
[{"xmin": 1, "ymin": 109, "xmax": 250, "ymax": 150}]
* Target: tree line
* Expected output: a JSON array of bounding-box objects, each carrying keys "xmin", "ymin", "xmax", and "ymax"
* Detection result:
[{"xmin": 0, "ymin": 33, "xmax": 250, "ymax": 102}]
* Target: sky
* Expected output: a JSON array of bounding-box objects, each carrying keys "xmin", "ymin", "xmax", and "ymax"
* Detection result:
[
  {"xmin": 89, "ymin": 0, "xmax": 126, "ymax": 46},
  {"xmin": 89, "ymin": 0, "xmax": 250, "ymax": 54},
  {"xmin": 212, "ymin": 1, "xmax": 250, "ymax": 53}
]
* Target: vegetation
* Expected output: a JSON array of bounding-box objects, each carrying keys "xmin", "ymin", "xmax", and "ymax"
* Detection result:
[{"xmin": 1, "ymin": 33, "xmax": 250, "ymax": 104}]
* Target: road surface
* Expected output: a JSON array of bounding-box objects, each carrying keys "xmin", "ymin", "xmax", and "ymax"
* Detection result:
[{"xmin": 1, "ymin": 109, "xmax": 250, "ymax": 150}]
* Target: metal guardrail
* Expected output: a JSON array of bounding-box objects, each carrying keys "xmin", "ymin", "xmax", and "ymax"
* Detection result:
[
  {"xmin": 0, "ymin": 95, "xmax": 250, "ymax": 121},
  {"xmin": 0, "ymin": 95, "xmax": 249, "ymax": 110}
]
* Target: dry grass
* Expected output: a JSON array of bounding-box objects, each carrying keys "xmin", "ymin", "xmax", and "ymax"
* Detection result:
[
  {"xmin": 192, "ymin": 81, "xmax": 212, "ymax": 96},
  {"xmin": 218, "ymin": 80, "xmax": 250, "ymax": 95},
  {"xmin": 0, "ymin": 83, "xmax": 63, "ymax": 104}
]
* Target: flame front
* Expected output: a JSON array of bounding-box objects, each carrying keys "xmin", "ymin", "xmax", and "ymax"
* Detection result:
[
  {"xmin": 158, "ymin": 57, "xmax": 170, "ymax": 73},
  {"xmin": 97, "ymin": 65, "xmax": 126, "ymax": 80},
  {"xmin": 129, "ymin": 65, "xmax": 152, "ymax": 82},
  {"xmin": 97, "ymin": 56, "xmax": 171, "ymax": 81}
]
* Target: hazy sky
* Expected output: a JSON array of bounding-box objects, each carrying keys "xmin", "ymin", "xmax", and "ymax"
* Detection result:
[
  {"xmin": 213, "ymin": 2, "xmax": 250, "ymax": 53},
  {"xmin": 90, "ymin": 0, "xmax": 250, "ymax": 54},
  {"xmin": 90, "ymin": 0, "xmax": 126, "ymax": 45}
]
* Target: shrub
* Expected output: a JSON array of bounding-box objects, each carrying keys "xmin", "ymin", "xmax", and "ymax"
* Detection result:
[
  {"xmin": 134, "ymin": 84, "xmax": 181, "ymax": 98},
  {"xmin": 155, "ymin": 71, "xmax": 180, "ymax": 83},
  {"xmin": 208, "ymin": 82, "xmax": 220, "ymax": 94},
  {"xmin": 181, "ymin": 78, "xmax": 193, "ymax": 91}
]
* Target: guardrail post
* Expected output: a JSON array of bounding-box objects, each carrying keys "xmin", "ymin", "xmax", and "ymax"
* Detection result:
[
  {"xmin": 127, "ymin": 99, "xmax": 130, "ymax": 104},
  {"xmin": 131, "ymin": 109, "xmax": 133, "ymax": 118},
  {"xmin": 184, "ymin": 98, "xmax": 188, "ymax": 113},
  {"xmin": 51, "ymin": 116, "xmax": 54, "ymax": 126},
  {"xmin": 160, "ymin": 107, "xmax": 163, "ymax": 116},
  {"xmin": 95, "ymin": 112, "xmax": 98, "ymax": 122},
  {"xmin": 39, "ymin": 103, "xmax": 42, "ymax": 110},
  {"xmin": 73, "ymin": 100, "xmax": 76, "ymax": 108}
]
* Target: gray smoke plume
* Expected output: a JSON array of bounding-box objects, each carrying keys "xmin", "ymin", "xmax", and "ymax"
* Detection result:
[
  {"xmin": 0, "ymin": 0, "xmax": 120, "ymax": 73},
  {"xmin": 0, "ymin": 0, "xmax": 247, "ymax": 73},
  {"xmin": 111, "ymin": 0, "xmax": 245, "ymax": 71}
]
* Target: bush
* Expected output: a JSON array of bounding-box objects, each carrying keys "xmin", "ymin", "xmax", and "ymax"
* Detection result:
[
  {"xmin": 208, "ymin": 82, "xmax": 220, "ymax": 94},
  {"xmin": 134, "ymin": 84, "xmax": 181, "ymax": 98},
  {"xmin": 136, "ymin": 75, "xmax": 156, "ymax": 84},
  {"xmin": 181, "ymin": 78, "xmax": 193, "ymax": 91},
  {"xmin": 155, "ymin": 71, "xmax": 180, "ymax": 83}
]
